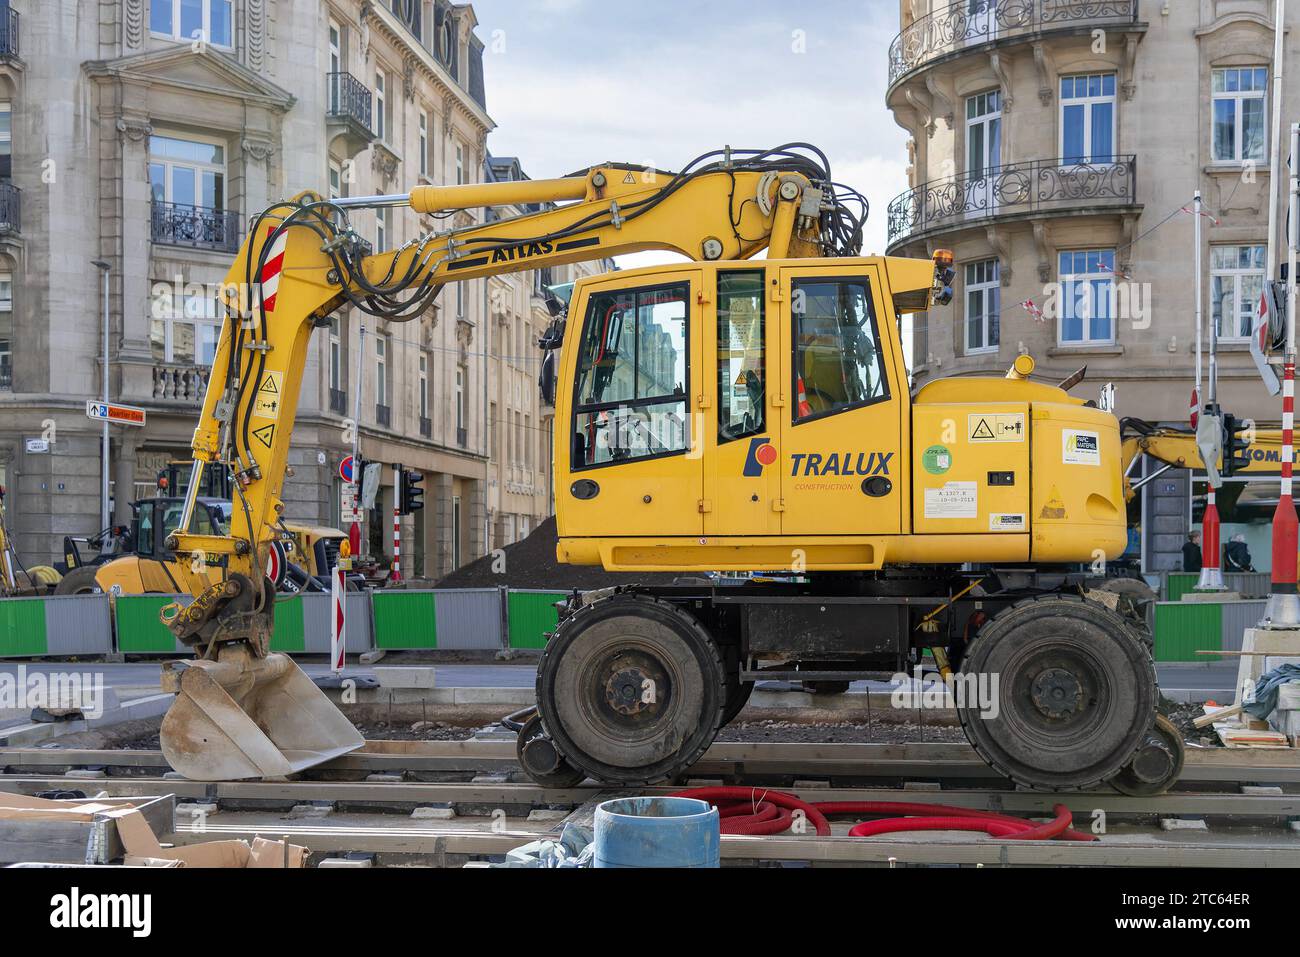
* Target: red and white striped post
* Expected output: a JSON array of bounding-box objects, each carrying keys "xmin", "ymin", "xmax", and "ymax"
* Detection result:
[
  {"xmin": 391, "ymin": 463, "xmax": 403, "ymax": 583},
  {"xmin": 1265, "ymin": 121, "xmax": 1300, "ymax": 628},
  {"xmin": 330, "ymin": 564, "xmax": 346, "ymax": 674}
]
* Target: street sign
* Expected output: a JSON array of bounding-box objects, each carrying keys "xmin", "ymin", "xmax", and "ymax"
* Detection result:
[
  {"xmin": 340, "ymin": 482, "xmax": 364, "ymax": 524},
  {"xmin": 24, "ymin": 438, "xmax": 49, "ymax": 454},
  {"xmin": 85, "ymin": 401, "xmax": 147, "ymax": 427},
  {"xmin": 339, "ymin": 455, "xmax": 356, "ymax": 483}
]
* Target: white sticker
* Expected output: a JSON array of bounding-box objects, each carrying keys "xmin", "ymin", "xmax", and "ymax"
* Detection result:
[
  {"xmin": 924, "ymin": 482, "xmax": 978, "ymax": 519},
  {"xmin": 1063, "ymin": 429, "xmax": 1101, "ymax": 466},
  {"xmin": 968, "ymin": 413, "xmax": 1026, "ymax": 443},
  {"xmin": 989, "ymin": 513, "xmax": 1026, "ymax": 532}
]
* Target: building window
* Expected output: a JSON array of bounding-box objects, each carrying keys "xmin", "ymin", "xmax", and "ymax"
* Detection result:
[
  {"xmin": 455, "ymin": 143, "xmax": 465, "ymax": 184},
  {"xmin": 452, "ymin": 494, "xmax": 462, "ymax": 568},
  {"xmin": 455, "ymin": 281, "xmax": 464, "ymax": 318},
  {"xmin": 1058, "ymin": 249, "xmax": 1116, "ymax": 345},
  {"xmin": 0, "ymin": 102, "xmax": 11, "ymax": 180},
  {"xmin": 376, "ymin": 333, "xmax": 389, "ymax": 408},
  {"xmin": 716, "ymin": 270, "xmax": 765, "ymax": 443},
  {"xmin": 1060, "ymin": 73, "xmax": 1116, "ymax": 165},
  {"xmin": 150, "ymin": 0, "xmax": 233, "ymax": 48},
  {"xmin": 149, "ymin": 133, "xmax": 225, "ymax": 211},
  {"xmin": 418, "ymin": 351, "xmax": 429, "ymax": 419},
  {"xmin": 328, "ymin": 158, "xmax": 343, "ymax": 200},
  {"xmin": 0, "ymin": 271, "xmax": 11, "ymax": 390},
  {"xmin": 418, "ymin": 112, "xmax": 429, "ymax": 178},
  {"xmin": 965, "ymin": 90, "xmax": 1001, "ymax": 177},
  {"xmin": 375, "ymin": 70, "xmax": 387, "ymax": 141},
  {"xmin": 150, "ymin": 287, "xmax": 222, "ymax": 366},
  {"xmin": 376, "ymin": 206, "xmax": 389, "ymax": 252},
  {"xmin": 1211, "ymin": 244, "xmax": 1266, "ymax": 341},
  {"xmin": 1212, "ymin": 67, "xmax": 1268, "ymax": 163},
  {"xmin": 329, "ymin": 316, "xmax": 343, "ymax": 392},
  {"xmin": 455, "ymin": 365, "xmax": 466, "ymax": 431},
  {"xmin": 964, "ymin": 259, "xmax": 1000, "ymax": 354}
]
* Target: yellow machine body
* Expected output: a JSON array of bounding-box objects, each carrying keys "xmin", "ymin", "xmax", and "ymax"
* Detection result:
[{"xmin": 551, "ymin": 258, "xmax": 1127, "ymax": 572}]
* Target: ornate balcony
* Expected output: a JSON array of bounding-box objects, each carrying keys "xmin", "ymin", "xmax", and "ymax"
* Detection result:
[
  {"xmin": 419, "ymin": 417, "xmax": 432, "ymax": 439},
  {"xmin": 886, "ymin": 155, "xmax": 1137, "ymax": 249},
  {"xmin": 0, "ymin": 7, "xmax": 19, "ymax": 60},
  {"xmin": 326, "ymin": 71, "xmax": 376, "ymax": 158},
  {"xmin": 376, "ymin": 404, "xmax": 391, "ymax": 428},
  {"xmin": 889, "ymin": 0, "xmax": 1140, "ymax": 89},
  {"xmin": 0, "ymin": 183, "xmax": 18, "ymax": 234},
  {"xmin": 153, "ymin": 363, "xmax": 210, "ymax": 402},
  {"xmin": 151, "ymin": 201, "xmax": 240, "ymax": 253},
  {"xmin": 329, "ymin": 388, "xmax": 348, "ymax": 415}
]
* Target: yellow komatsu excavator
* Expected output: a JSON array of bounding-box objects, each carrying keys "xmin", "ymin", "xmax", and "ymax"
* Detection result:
[
  {"xmin": 156, "ymin": 145, "xmax": 1181, "ymax": 795},
  {"xmin": 1122, "ymin": 420, "xmax": 1285, "ymax": 500}
]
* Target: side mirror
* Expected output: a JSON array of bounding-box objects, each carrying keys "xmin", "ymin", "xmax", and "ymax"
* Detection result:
[{"xmin": 538, "ymin": 351, "xmax": 557, "ymax": 406}]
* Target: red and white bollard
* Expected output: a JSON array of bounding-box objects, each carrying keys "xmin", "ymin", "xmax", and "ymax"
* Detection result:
[
  {"xmin": 330, "ymin": 564, "xmax": 346, "ymax": 674},
  {"xmin": 391, "ymin": 463, "xmax": 402, "ymax": 583},
  {"xmin": 1265, "ymin": 359, "xmax": 1299, "ymax": 625},
  {"xmin": 1197, "ymin": 488, "xmax": 1226, "ymax": 591}
]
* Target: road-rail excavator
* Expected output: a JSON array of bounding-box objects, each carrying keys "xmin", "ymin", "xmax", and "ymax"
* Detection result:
[{"xmin": 156, "ymin": 144, "xmax": 1184, "ymax": 796}]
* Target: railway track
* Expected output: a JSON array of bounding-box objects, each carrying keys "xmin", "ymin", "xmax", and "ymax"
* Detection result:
[{"xmin": 3, "ymin": 740, "xmax": 1298, "ymax": 867}]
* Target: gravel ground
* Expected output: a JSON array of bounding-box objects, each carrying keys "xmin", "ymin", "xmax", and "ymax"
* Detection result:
[
  {"xmin": 354, "ymin": 721, "xmax": 478, "ymax": 741},
  {"xmin": 716, "ymin": 719, "xmax": 969, "ymax": 744}
]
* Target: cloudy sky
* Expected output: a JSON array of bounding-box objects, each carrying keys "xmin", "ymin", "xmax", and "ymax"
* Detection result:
[{"xmin": 467, "ymin": 0, "xmax": 908, "ymax": 260}]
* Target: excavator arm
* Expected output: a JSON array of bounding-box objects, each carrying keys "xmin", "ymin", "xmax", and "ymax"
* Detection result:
[
  {"xmin": 1122, "ymin": 422, "xmax": 1285, "ymax": 501},
  {"xmin": 155, "ymin": 146, "xmax": 868, "ymax": 780}
]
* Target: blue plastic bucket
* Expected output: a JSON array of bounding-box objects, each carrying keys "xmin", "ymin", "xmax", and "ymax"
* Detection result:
[{"xmin": 593, "ymin": 796, "xmax": 720, "ymax": 868}]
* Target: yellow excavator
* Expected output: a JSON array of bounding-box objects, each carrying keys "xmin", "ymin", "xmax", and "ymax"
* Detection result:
[{"xmin": 154, "ymin": 144, "xmax": 1182, "ymax": 795}]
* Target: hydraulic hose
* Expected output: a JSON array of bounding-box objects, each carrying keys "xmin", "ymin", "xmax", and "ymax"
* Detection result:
[{"xmin": 672, "ymin": 788, "xmax": 1095, "ymax": 842}]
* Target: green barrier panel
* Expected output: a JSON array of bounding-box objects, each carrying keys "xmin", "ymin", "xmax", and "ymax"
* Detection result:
[
  {"xmin": 1153, "ymin": 602, "xmax": 1222, "ymax": 662},
  {"xmin": 372, "ymin": 591, "xmax": 437, "ymax": 649},
  {"xmin": 268, "ymin": 595, "xmax": 306, "ymax": 654},
  {"xmin": 508, "ymin": 592, "xmax": 565, "ymax": 650},
  {"xmin": 114, "ymin": 595, "xmax": 183, "ymax": 654},
  {"xmin": 1165, "ymin": 573, "xmax": 1198, "ymax": 602},
  {"xmin": 0, "ymin": 598, "xmax": 48, "ymax": 657}
]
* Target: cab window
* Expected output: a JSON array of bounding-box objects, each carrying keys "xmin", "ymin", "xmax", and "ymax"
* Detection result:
[
  {"xmin": 572, "ymin": 282, "xmax": 689, "ymax": 469},
  {"xmin": 717, "ymin": 271, "xmax": 765, "ymax": 443},
  {"xmin": 792, "ymin": 277, "xmax": 888, "ymax": 422},
  {"xmin": 135, "ymin": 503, "xmax": 156, "ymax": 557}
]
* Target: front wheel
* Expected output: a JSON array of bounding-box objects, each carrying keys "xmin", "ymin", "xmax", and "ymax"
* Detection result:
[
  {"xmin": 957, "ymin": 595, "xmax": 1157, "ymax": 792},
  {"xmin": 535, "ymin": 594, "xmax": 726, "ymax": 786}
]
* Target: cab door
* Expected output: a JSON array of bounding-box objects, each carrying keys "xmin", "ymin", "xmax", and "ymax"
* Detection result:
[
  {"xmin": 702, "ymin": 267, "xmax": 781, "ymax": 536},
  {"xmin": 557, "ymin": 269, "xmax": 704, "ymax": 537},
  {"xmin": 776, "ymin": 265, "xmax": 904, "ymax": 536}
]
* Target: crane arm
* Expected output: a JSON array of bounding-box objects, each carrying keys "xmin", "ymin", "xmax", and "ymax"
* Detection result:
[
  {"xmin": 1121, "ymin": 424, "xmax": 1285, "ymax": 502},
  {"xmin": 161, "ymin": 147, "xmax": 862, "ymax": 648}
]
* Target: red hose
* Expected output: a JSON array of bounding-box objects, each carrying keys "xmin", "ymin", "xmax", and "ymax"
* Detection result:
[{"xmin": 672, "ymin": 788, "xmax": 1096, "ymax": 842}]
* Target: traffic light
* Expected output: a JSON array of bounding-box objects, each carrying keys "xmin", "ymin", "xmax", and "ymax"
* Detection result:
[
  {"xmin": 1222, "ymin": 413, "xmax": 1252, "ymax": 477},
  {"xmin": 400, "ymin": 468, "xmax": 425, "ymax": 515}
]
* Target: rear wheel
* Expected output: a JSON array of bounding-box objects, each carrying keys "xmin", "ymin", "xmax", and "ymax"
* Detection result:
[
  {"xmin": 957, "ymin": 595, "xmax": 1156, "ymax": 791},
  {"xmin": 535, "ymin": 594, "xmax": 726, "ymax": 786},
  {"xmin": 53, "ymin": 566, "xmax": 102, "ymax": 596}
]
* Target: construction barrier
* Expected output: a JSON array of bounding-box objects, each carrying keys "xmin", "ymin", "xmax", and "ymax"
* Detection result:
[
  {"xmin": 1165, "ymin": 570, "xmax": 1286, "ymax": 600},
  {"xmin": 0, "ymin": 594, "xmax": 113, "ymax": 658},
  {"xmin": 1152, "ymin": 599, "xmax": 1268, "ymax": 662},
  {"xmin": 0, "ymin": 587, "xmax": 568, "ymax": 658}
]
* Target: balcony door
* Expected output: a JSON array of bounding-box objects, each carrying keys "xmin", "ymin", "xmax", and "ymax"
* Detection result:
[{"xmin": 965, "ymin": 90, "xmax": 1002, "ymax": 219}]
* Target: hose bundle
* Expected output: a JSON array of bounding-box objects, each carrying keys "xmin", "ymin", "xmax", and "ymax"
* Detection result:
[{"xmin": 672, "ymin": 787, "xmax": 1096, "ymax": 842}]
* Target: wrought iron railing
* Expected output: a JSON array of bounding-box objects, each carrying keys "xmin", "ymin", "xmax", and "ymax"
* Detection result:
[
  {"xmin": 0, "ymin": 183, "xmax": 18, "ymax": 233},
  {"xmin": 0, "ymin": 362, "xmax": 11, "ymax": 390},
  {"xmin": 419, "ymin": 417, "xmax": 432, "ymax": 439},
  {"xmin": 151, "ymin": 201, "xmax": 239, "ymax": 252},
  {"xmin": 0, "ymin": 7, "xmax": 19, "ymax": 59},
  {"xmin": 886, "ymin": 155, "xmax": 1137, "ymax": 246},
  {"xmin": 326, "ymin": 71, "xmax": 375, "ymax": 136},
  {"xmin": 329, "ymin": 388, "xmax": 348, "ymax": 415},
  {"xmin": 888, "ymin": 0, "xmax": 1140, "ymax": 86},
  {"xmin": 376, "ymin": 404, "xmax": 392, "ymax": 428},
  {"xmin": 456, "ymin": 426, "xmax": 468, "ymax": 448}
]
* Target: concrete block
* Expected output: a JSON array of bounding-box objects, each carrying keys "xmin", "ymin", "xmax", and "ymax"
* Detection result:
[
  {"xmin": 412, "ymin": 806, "xmax": 456, "ymax": 820},
  {"xmin": 359, "ymin": 650, "xmax": 387, "ymax": 665},
  {"xmin": 176, "ymin": 803, "xmax": 219, "ymax": 818},
  {"xmin": 471, "ymin": 772, "xmax": 511, "ymax": 784},
  {"xmin": 289, "ymin": 804, "xmax": 334, "ymax": 819},
  {"xmin": 319, "ymin": 857, "xmax": 374, "ymax": 868},
  {"xmin": 64, "ymin": 768, "xmax": 106, "ymax": 779},
  {"xmin": 365, "ymin": 773, "xmax": 405, "ymax": 783},
  {"xmin": 373, "ymin": 666, "xmax": 437, "ymax": 690},
  {"xmin": 1240, "ymin": 785, "xmax": 1284, "ymax": 796},
  {"xmin": 527, "ymin": 809, "xmax": 569, "ymax": 822},
  {"xmin": 1183, "ymin": 591, "xmax": 1241, "ymax": 603},
  {"xmin": 453, "ymin": 687, "xmax": 533, "ymax": 706},
  {"xmin": 1159, "ymin": 818, "xmax": 1208, "ymax": 831}
]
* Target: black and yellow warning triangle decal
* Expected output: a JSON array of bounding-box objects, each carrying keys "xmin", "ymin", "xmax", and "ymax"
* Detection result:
[
  {"xmin": 970, "ymin": 418, "xmax": 996, "ymax": 440},
  {"xmin": 252, "ymin": 424, "xmax": 276, "ymax": 449},
  {"xmin": 258, "ymin": 371, "xmax": 281, "ymax": 395}
]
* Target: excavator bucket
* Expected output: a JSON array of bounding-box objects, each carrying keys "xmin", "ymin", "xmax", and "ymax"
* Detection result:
[{"xmin": 159, "ymin": 647, "xmax": 364, "ymax": 780}]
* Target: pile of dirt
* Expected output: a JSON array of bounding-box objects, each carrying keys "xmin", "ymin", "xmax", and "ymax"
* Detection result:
[{"xmin": 435, "ymin": 517, "xmax": 682, "ymax": 591}]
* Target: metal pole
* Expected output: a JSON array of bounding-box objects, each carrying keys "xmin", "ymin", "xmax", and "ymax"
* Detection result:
[
  {"xmin": 93, "ymin": 262, "xmax": 111, "ymax": 531},
  {"xmin": 351, "ymin": 321, "xmax": 366, "ymax": 559},
  {"xmin": 1264, "ymin": 123, "xmax": 1300, "ymax": 627},
  {"xmin": 392, "ymin": 462, "xmax": 402, "ymax": 582},
  {"xmin": 1194, "ymin": 190, "xmax": 1204, "ymax": 408},
  {"xmin": 1268, "ymin": 0, "xmax": 1286, "ymax": 278},
  {"xmin": 1195, "ymin": 191, "xmax": 1226, "ymax": 591}
]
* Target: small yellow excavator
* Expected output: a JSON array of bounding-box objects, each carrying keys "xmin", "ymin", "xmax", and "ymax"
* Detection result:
[
  {"xmin": 154, "ymin": 144, "xmax": 1183, "ymax": 795},
  {"xmin": 0, "ymin": 484, "xmax": 62, "ymax": 596}
]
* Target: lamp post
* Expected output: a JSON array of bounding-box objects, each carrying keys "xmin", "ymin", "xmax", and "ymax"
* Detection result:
[{"xmin": 91, "ymin": 260, "xmax": 111, "ymax": 531}]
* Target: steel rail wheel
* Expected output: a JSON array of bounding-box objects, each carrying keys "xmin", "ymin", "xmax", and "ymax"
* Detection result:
[
  {"xmin": 956, "ymin": 595, "xmax": 1158, "ymax": 792},
  {"xmin": 535, "ymin": 594, "xmax": 726, "ymax": 786}
]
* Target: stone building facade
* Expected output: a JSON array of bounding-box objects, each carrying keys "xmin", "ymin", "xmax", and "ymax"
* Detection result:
[
  {"xmin": 885, "ymin": 0, "xmax": 1297, "ymax": 572},
  {"xmin": 0, "ymin": 0, "xmax": 601, "ymax": 579}
]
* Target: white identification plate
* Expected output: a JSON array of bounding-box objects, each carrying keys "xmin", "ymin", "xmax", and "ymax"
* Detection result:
[{"xmin": 925, "ymin": 482, "xmax": 978, "ymax": 519}]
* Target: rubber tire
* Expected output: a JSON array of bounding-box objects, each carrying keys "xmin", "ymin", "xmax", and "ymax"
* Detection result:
[
  {"xmin": 53, "ymin": 566, "xmax": 102, "ymax": 596},
  {"xmin": 721, "ymin": 675, "xmax": 754, "ymax": 726},
  {"xmin": 536, "ymin": 593, "xmax": 726, "ymax": 786},
  {"xmin": 957, "ymin": 594, "xmax": 1156, "ymax": 792}
]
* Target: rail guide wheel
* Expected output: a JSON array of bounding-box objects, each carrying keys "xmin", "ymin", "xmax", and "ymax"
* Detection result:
[
  {"xmin": 533, "ymin": 594, "xmax": 727, "ymax": 787},
  {"xmin": 956, "ymin": 595, "xmax": 1162, "ymax": 792},
  {"xmin": 1111, "ymin": 713, "xmax": 1186, "ymax": 796}
]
